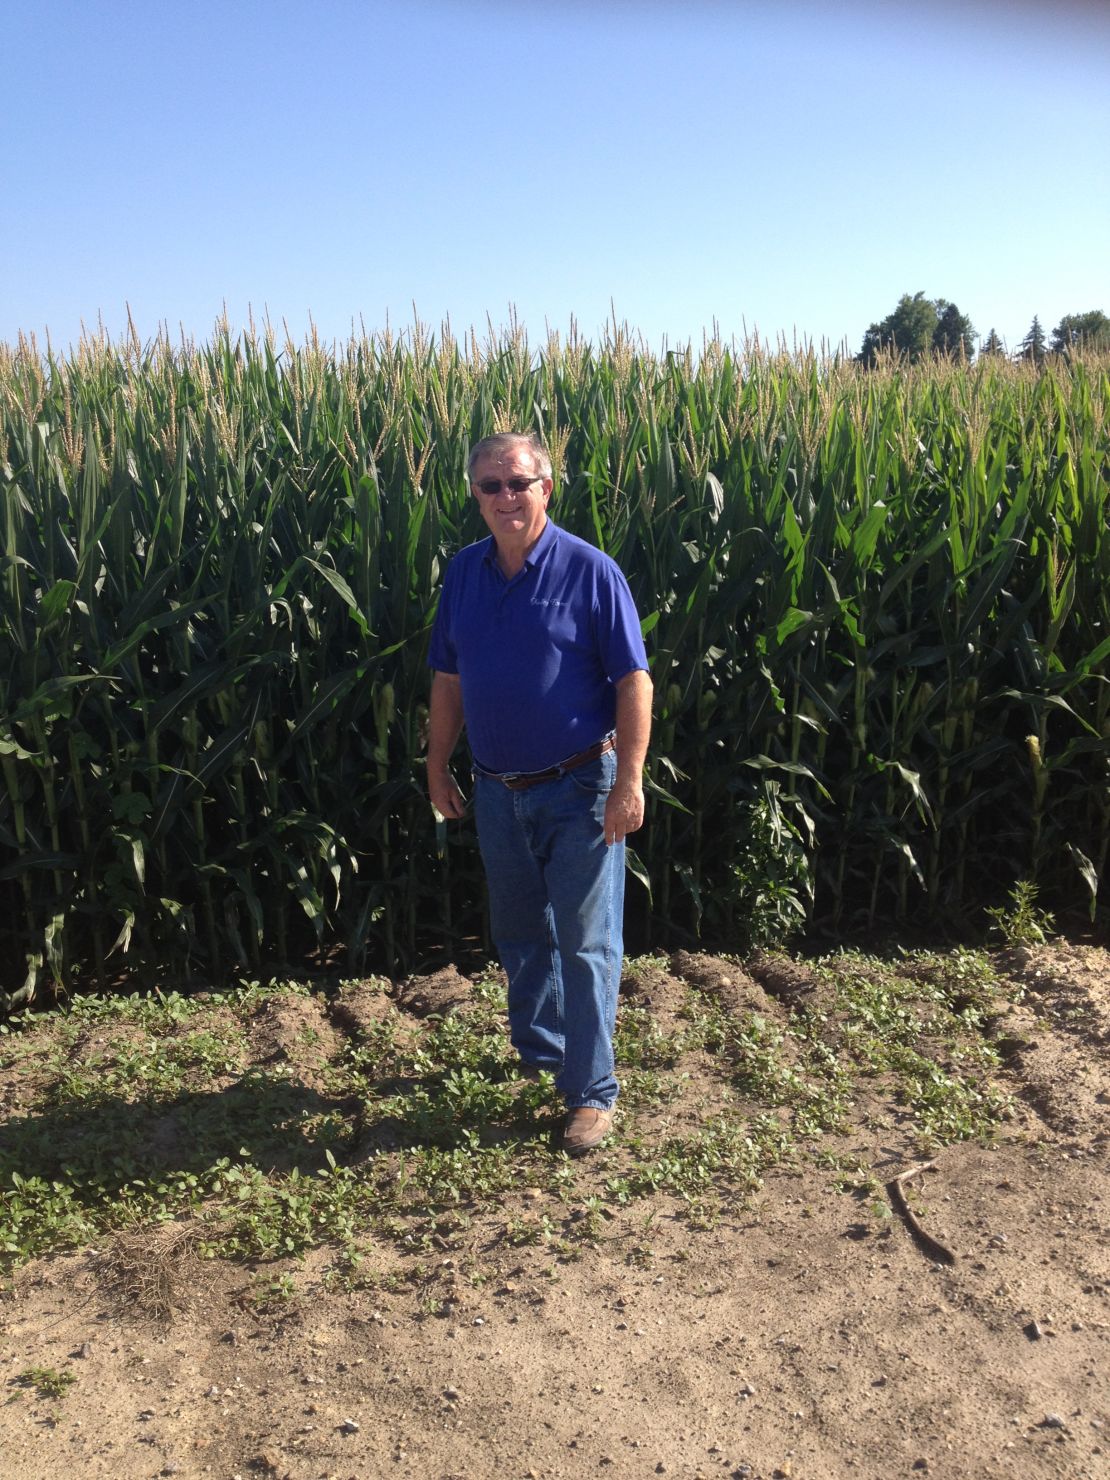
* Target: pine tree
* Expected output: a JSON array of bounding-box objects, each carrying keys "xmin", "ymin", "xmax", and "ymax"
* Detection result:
[{"xmin": 1016, "ymin": 316, "xmax": 1046, "ymax": 365}]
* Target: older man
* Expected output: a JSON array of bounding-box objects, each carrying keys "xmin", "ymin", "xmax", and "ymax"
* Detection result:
[{"xmin": 427, "ymin": 433, "xmax": 652, "ymax": 1155}]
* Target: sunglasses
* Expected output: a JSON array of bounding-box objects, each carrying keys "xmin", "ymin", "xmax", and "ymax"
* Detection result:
[{"xmin": 472, "ymin": 475, "xmax": 544, "ymax": 496}]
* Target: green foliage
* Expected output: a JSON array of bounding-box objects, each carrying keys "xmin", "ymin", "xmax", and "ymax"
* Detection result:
[
  {"xmin": 729, "ymin": 781, "xmax": 814, "ymax": 950},
  {"xmin": 12, "ymin": 1366, "xmax": 77, "ymax": 1400},
  {"xmin": 985, "ymin": 879, "xmax": 1056, "ymax": 946},
  {"xmin": 1051, "ymin": 310, "xmax": 1110, "ymax": 354},
  {"xmin": 1017, "ymin": 316, "xmax": 1047, "ymax": 364},
  {"xmin": 857, "ymin": 292, "xmax": 974, "ymax": 364},
  {"xmin": 932, "ymin": 300, "xmax": 976, "ymax": 359},
  {"xmin": 0, "ymin": 954, "xmax": 1018, "ymax": 1269},
  {"xmin": 2, "ymin": 326, "xmax": 1109, "ymax": 1001}
]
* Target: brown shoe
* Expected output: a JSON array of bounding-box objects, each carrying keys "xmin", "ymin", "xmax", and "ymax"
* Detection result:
[{"xmin": 562, "ymin": 1107, "xmax": 613, "ymax": 1157}]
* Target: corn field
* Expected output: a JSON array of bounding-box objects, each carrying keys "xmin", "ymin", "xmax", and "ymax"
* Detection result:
[{"xmin": 2, "ymin": 322, "xmax": 1108, "ymax": 1008}]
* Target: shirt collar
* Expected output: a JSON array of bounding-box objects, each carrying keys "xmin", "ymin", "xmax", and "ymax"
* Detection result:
[{"xmin": 481, "ymin": 518, "xmax": 560, "ymax": 571}]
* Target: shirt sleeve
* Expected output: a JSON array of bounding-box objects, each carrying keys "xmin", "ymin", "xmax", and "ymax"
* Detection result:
[
  {"xmin": 595, "ymin": 559, "xmax": 649, "ymax": 684},
  {"xmin": 427, "ymin": 562, "xmax": 458, "ymax": 674}
]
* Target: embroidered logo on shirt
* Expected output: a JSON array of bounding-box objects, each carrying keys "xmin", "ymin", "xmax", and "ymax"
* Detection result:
[{"xmin": 530, "ymin": 599, "xmax": 568, "ymax": 607}]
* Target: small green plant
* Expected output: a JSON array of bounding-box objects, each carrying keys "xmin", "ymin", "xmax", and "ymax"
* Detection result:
[
  {"xmin": 248, "ymin": 1272, "xmax": 299, "ymax": 1310},
  {"xmin": 614, "ymin": 1007, "xmax": 686, "ymax": 1069},
  {"xmin": 985, "ymin": 879, "xmax": 1055, "ymax": 946},
  {"xmin": 729, "ymin": 781, "xmax": 815, "ymax": 951},
  {"xmin": 13, "ymin": 1366, "xmax": 77, "ymax": 1400}
]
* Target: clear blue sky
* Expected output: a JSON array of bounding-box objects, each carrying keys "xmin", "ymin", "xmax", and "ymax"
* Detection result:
[{"xmin": 4, "ymin": 0, "xmax": 1107, "ymax": 356}]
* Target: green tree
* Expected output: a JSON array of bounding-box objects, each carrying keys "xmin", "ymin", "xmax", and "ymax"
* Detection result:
[
  {"xmin": 859, "ymin": 292, "xmax": 937, "ymax": 365},
  {"xmin": 1051, "ymin": 309, "xmax": 1110, "ymax": 353},
  {"xmin": 979, "ymin": 327, "xmax": 1004, "ymax": 357},
  {"xmin": 932, "ymin": 300, "xmax": 976, "ymax": 359},
  {"xmin": 858, "ymin": 292, "xmax": 975, "ymax": 366},
  {"xmin": 1016, "ymin": 316, "xmax": 1046, "ymax": 365}
]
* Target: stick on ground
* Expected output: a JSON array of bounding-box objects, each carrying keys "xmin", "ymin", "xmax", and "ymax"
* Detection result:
[{"xmin": 885, "ymin": 1160, "xmax": 957, "ymax": 1266}]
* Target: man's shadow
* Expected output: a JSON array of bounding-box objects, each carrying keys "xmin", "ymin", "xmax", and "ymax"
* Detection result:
[{"xmin": 0, "ymin": 1063, "xmax": 557, "ymax": 1208}]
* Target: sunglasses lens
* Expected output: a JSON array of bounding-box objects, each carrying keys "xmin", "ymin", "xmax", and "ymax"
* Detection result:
[{"xmin": 474, "ymin": 476, "xmax": 540, "ymax": 495}]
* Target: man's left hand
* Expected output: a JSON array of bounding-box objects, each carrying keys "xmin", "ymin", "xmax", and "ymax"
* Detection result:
[{"xmin": 604, "ymin": 780, "xmax": 645, "ymax": 846}]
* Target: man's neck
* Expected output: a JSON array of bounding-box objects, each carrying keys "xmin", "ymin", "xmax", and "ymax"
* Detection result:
[{"xmin": 494, "ymin": 518, "xmax": 548, "ymax": 579}]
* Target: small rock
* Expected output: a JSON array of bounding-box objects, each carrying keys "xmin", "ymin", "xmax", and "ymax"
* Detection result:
[
  {"xmin": 73, "ymin": 1342, "xmax": 93, "ymax": 1359},
  {"xmin": 738, "ymin": 1382, "xmax": 756, "ymax": 1397},
  {"xmin": 989, "ymin": 1233, "xmax": 1008, "ymax": 1247},
  {"xmin": 1025, "ymin": 1320, "xmax": 1044, "ymax": 1341},
  {"xmin": 443, "ymin": 1386, "xmax": 460, "ymax": 1401},
  {"xmin": 204, "ymin": 1385, "xmax": 220, "ymax": 1398},
  {"xmin": 655, "ymin": 1466, "xmax": 666, "ymax": 1475},
  {"xmin": 339, "ymin": 1417, "xmax": 360, "ymax": 1434},
  {"xmin": 912, "ymin": 1462, "xmax": 929, "ymax": 1473},
  {"xmin": 1039, "ymin": 1414, "xmax": 1066, "ymax": 1430},
  {"xmin": 219, "ymin": 1330, "xmax": 237, "ymax": 1344}
]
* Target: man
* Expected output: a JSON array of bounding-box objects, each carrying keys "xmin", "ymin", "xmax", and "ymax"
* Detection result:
[{"xmin": 427, "ymin": 432, "xmax": 652, "ymax": 1155}]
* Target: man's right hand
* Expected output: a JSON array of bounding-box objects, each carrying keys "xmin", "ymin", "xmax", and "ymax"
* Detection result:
[{"xmin": 429, "ymin": 770, "xmax": 467, "ymax": 820}]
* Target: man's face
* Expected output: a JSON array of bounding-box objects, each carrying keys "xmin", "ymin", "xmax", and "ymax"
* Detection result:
[{"xmin": 470, "ymin": 443, "xmax": 552, "ymax": 549}]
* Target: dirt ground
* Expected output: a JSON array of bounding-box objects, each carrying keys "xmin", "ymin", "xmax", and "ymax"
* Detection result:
[{"xmin": 1, "ymin": 939, "xmax": 1107, "ymax": 1480}]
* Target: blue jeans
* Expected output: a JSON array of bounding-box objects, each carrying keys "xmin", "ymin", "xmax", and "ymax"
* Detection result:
[{"xmin": 472, "ymin": 750, "xmax": 624, "ymax": 1111}]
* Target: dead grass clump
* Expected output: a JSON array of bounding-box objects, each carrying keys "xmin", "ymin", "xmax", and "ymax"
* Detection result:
[{"xmin": 97, "ymin": 1219, "xmax": 207, "ymax": 1322}]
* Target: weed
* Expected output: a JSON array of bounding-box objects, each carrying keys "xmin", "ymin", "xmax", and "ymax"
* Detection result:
[
  {"xmin": 12, "ymin": 1366, "xmax": 76, "ymax": 1400},
  {"xmin": 248, "ymin": 1272, "xmax": 299, "ymax": 1311},
  {"xmin": 986, "ymin": 880, "xmax": 1055, "ymax": 946},
  {"xmin": 614, "ymin": 1007, "xmax": 686, "ymax": 1069},
  {"xmin": 728, "ymin": 781, "xmax": 815, "ymax": 951},
  {"xmin": 0, "ymin": 948, "xmax": 1017, "ymax": 1278}
]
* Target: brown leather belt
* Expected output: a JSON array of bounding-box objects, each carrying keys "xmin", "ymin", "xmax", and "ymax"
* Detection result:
[{"xmin": 475, "ymin": 736, "xmax": 615, "ymax": 791}]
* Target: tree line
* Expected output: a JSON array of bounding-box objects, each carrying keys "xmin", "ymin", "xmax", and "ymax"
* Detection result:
[{"xmin": 857, "ymin": 293, "xmax": 1110, "ymax": 365}]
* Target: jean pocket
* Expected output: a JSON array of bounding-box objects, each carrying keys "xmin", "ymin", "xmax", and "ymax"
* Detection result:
[{"xmin": 566, "ymin": 752, "xmax": 616, "ymax": 795}]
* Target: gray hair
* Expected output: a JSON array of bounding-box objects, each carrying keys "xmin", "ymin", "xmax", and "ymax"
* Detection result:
[{"xmin": 467, "ymin": 432, "xmax": 552, "ymax": 482}]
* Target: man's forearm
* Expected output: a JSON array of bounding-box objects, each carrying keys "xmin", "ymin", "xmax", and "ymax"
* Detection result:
[
  {"xmin": 428, "ymin": 671, "xmax": 465, "ymax": 776},
  {"xmin": 614, "ymin": 669, "xmax": 652, "ymax": 786}
]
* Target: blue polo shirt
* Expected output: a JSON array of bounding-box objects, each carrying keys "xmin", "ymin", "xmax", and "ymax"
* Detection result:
[{"xmin": 428, "ymin": 520, "xmax": 649, "ymax": 774}]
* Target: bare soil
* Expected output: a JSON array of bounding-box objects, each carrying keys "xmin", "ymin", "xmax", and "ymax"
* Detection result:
[{"xmin": 1, "ymin": 940, "xmax": 1107, "ymax": 1480}]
